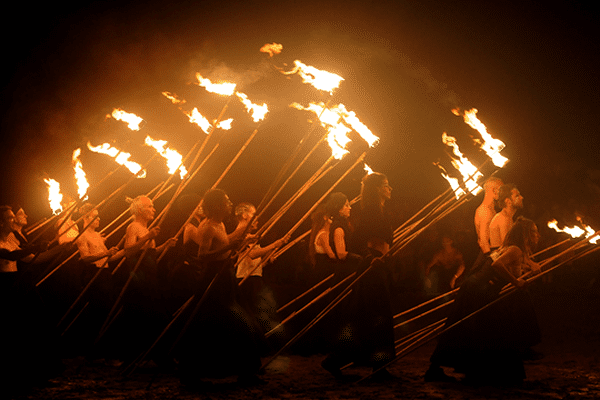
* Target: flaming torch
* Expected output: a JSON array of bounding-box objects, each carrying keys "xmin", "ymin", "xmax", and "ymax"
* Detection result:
[
  {"xmin": 87, "ymin": 142, "xmax": 146, "ymax": 178},
  {"xmin": 110, "ymin": 108, "xmax": 144, "ymax": 131},
  {"xmin": 236, "ymin": 92, "xmax": 269, "ymax": 122},
  {"xmin": 186, "ymin": 108, "xmax": 212, "ymax": 134},
  {"xmin": 283, "ymin": 60, "xmax": 344, "ymax": 94},
  {"xmin": 44, "ymin": 178, "xmax": 63, "ymax": 215},
  {"xmin": 195, "ymin": 73, "xmax": 236, "ymax": 96},
  {"xmin": 144, "ymin": 136, "xmax": 188, "ymax": 179},
  {"xmin": 260, "ymin": 42, "xmax": 283, "ymax": 57},
  {"xmin": 72, "ymin": 148, "xmax": 89, "ymax": 200},
  {"xmin": 441, "ymin": 132, "xmax": 483, "ymax": 197},
  {"xmin": 453, "ymin": 108, "xmax": 508, "ymax": 168}
]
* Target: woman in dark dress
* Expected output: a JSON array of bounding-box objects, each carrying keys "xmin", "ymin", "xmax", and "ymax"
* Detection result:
[{"xmin": 321, "ymin": 173, "xmax": 396, "ymax": 381}]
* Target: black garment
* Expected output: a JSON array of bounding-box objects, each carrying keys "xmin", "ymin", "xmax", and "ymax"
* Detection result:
[
  {"xmin": 429, "ymin": 254, "xmax": 540, "ymax": 384},
  {"xmin": 176, "ymin": 258, "xmax": 262, "ymax": 380},
  {"xmin": 349, "ymin": 203, "xmax": 393, "ymax": 258},
  {"xmin": 322, "ymin": 250, "xmax": 395, "ymax": 370}
]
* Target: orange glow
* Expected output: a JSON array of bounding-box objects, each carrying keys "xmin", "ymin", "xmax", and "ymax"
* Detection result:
[
  {"xmin": 195, "ymin": 73, "xmax": 236, "ymax": 96},
  {"xmin": 86, "ymin": 142, "xmax": 146, "ymax": 178},
  {"xmin": 435, "ymin": 162, "xmax": 467, "ymax": 199},
  {"xmin": 185, "ymin": 108, "xmax": 212, "ymax": 134},
  {"xmin": 236, "ymin": 92, "xmax": 269, "ymax": 122},
  {"xmin": 547, "ymin": 219, "xmax": 586, "ymax": 238},
  {"xmin": 291, "ymin": 102, "xmax": 350, "ymax": 159},
  {"xmin": 44, "ymin": 178, "xmax": 63, "ymax": 215},
  {"xmin": 111, "ymin": 108, "xmax": 144, "ymax": 131},
  {"xmin": 442, "ymin": 132, "xmax": 483, "ymax": 196},
  {"xmin": 454, "ymin": 108, "xmax": 508, "ymax": 167},
  {"xmin": 72, "ymin": 148, "xmax": 89, "ymax": 200},
  {"xmin": 283, "ymin": 60, "xmax": 344, "ymax": 94},
  {"xmin": 162, "ymin": 91, "xmax": 186, "ymax": 105},
  {"xmin": 144, "ymin": 136, "xmax": 188, "ymax": 179},
  {"xmin": 216, "ymin": 118, "xmax": 233, "ymax": 130},
  {"xmin": 329, "ymin": 103, "xmax": 379, "ymax": 147},
  {"xmin": 260, "ymin": 42, "xmax": 283, "ymax": 57}
]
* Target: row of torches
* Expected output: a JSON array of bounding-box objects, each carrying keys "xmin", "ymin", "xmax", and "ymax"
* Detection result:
[{"xmin": 32, "ymin": 43, "xmax": 600, "ymax": 378}]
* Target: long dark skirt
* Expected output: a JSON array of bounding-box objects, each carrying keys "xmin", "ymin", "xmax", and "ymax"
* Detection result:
[
  {"xmin": 323, "ymin": 252, "xmax": 395, "ymax": 369},
  {"xmin": 175, "ymin": 258, "xmax": 262, "ymax": 380},
  {"xmin": 430, "ymin": 264, "xmax": 540, "ymax": 383}
]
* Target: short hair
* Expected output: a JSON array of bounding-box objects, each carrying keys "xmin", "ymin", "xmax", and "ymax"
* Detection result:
[
  {"xmin": 202, "ymin": 189, "xmax": 229, "ymax": 218},
  {"xmin": 235, "ymin": 202, "xmax": 255, "ymax": 220},
  {"xmin": 483, "ymin": 177, "xmax": 503, "ymax": 191},
  {"xmin": 128, "ymin": 195, "xmax": 150, "ymax": 216},
  {"xmin": 497, "ymin": 184, "xmax": 517, "ymax": 209}
]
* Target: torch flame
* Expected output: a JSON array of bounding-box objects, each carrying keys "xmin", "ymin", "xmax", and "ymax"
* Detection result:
[
  {"xmin": 454, "ymin": 108, "xmax": 508, "ymax": 168},
  {"xmin": 87, "ymin": 142, "xmax": 146, "ymax": 178},
  {"xmin": 111, "ymin": 108, "xmax": 144, "ymax": 131},
  {"xmin": 283, "ymin": 60, "xmax": 344, "ymax": 94},
  {"xmin": 329, "ymin": 103, "xmax": 379, "ymax": 147},
  {"xmin": 216, "ymin": 118, "xmax": 233, "ymax": 130},
  {"xmin": 144, "ymin": 136, "xmax": 188, "ymax": 179},
  {"xmin": 291, "ymin": 102, "xmax": 350, "ymax": 159},
  {"xmin": 442, "ymin": 132, "xmax": 483, "ymax": 196},
  {"xmin": 162, "ymin": 91, "xmax": 186, "ymax": 105},
  {"xmin": 186, "ymin": 108, "xmax": 212, "ymax": 134},
  {"xmin": 44, "ymin": 178, "xmax": 63, "ymax": 215},
  {"xmin": 435, "ymin": 162, "xmax": 467, "ymax": 199},
  {"xmin": 195, "ymin": 73, "xmax": 236, "ymax": 96},
  {"xmin": 364, "ymin": 163, "xmax": 374, "ymax": 175},
  {"xmin": 547, "ymin": 219, "xmax": 587, "ymax": 238},
  {"xmin": 236, "ymin": 92, "xmax": 269, "ymax": 122},
  {"xmin": 72, "ymin": 148, "xmax": 89, "ymax": 200},
  {"xmin": 260, "ymin": 42, "xmax": 283, "ymax": 57}
]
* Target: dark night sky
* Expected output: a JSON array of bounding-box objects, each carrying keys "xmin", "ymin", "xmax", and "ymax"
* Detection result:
[{"xmin": 2, "ymin": 0, "xmax": 600, "ymax": 236}]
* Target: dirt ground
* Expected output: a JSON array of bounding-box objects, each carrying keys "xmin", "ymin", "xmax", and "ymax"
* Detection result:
[{"xmin": 10, "ymin": 275, "xmax": 600, "ymax": 400}]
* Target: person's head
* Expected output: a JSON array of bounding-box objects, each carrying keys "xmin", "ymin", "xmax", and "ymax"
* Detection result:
[
  {"xmin": 483, "ymin": 177, "xmax": 503, "ymax": 200},
  {"xmin": 202, "ymin": 189, "xmax": 232, "ymax": 220},
  {"xmin": 0, "ymin": 205, "xmax": 15, "ymax": 234},
  {"xmin": 502, "ymin": 216, "xmax": 540, "ymax": 253},
  {"xmin": 235, "ymin": 202, "xmax": 258, "ymax": 230},
  {"xmin": 497, "ymin": 184, "xmax": 523, "ymax": 210},
  {"xmin": 129, "ymin": 195, "xmax": 155, "ymax": 221},
  {"xmin": 79, "ymin": 203, "xmax": 100, "ymax": 230},
  {"xmin": 441, "ymin": 236, "xmax": 454, "ymax": 249},
  {"xmin": 361, "ymin": 172, "xmax": 391, "ymax": 209},
  {"xmin": 324, "ymin": 192, "xmax": 350, "ymax": 220},
  {"xmin": 11, "ymin": 205, "xmax": 28, "ymax": 229}
]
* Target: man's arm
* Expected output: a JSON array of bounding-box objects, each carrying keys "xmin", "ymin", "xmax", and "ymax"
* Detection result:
[{"xmin": 124, "ymin": 224, "xmax": 158, "ymax": 256}]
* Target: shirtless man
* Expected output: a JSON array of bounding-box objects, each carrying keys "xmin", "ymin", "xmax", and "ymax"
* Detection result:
[
  {"xmin": 194, "ymin": 189, "xmax": 248, "ymax": 259},
  {"xmin": 123, "ymin": 195, "xmax": 177, "ymax": 256},
  {"xmin": 76, "ymin": 203, "xmax": 123, "ymax": 268},
  {"xmin": 489, "ymin": 184, "xmax": 524, "ymax": 250},
  {"xmin": 474, "ymin": 177, "xmax": 503, "ymax": 255}
]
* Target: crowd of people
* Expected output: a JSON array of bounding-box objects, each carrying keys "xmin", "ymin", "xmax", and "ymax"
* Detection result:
[{"xmin": 0, "ymin": 172, "xmax": 546, "ymax": 394}]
